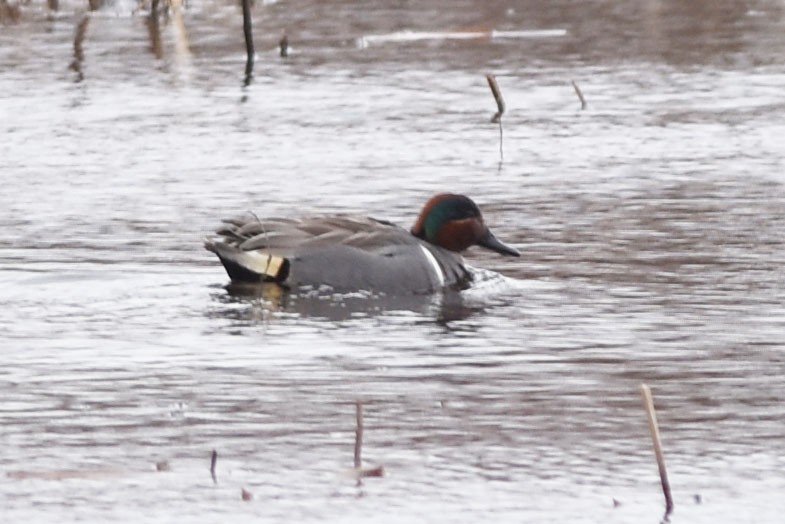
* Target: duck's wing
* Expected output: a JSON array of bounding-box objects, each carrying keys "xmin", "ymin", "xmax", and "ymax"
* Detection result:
[{"xmin": 210, "ymin": 215, "xmax": 417, "ymax": 252}]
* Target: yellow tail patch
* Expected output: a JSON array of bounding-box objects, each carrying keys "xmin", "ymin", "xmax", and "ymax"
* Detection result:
[{"xmin": 246, "ymin": 252, "xmax": 287, "ymax": 279}]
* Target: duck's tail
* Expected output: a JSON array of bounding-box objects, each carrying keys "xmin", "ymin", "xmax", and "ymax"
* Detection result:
[{"xmin": 204, "ymin": 240, "xmax": 290, "ymax": 283}]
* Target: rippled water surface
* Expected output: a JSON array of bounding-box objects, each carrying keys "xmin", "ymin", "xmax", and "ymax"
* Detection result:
[{"xmin": 2, "ymin": 0, "xmax": 785, "ymax": 522}]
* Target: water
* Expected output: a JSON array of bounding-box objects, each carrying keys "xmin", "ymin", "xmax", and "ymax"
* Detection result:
[{"xmin": 2, "ymin": 0, "xmax": 785, "ymax": 522}]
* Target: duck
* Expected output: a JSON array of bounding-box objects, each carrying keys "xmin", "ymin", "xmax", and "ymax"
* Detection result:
[{"xmin": 204, "ymin": 193, "xmax": 519, "ymax": 294}]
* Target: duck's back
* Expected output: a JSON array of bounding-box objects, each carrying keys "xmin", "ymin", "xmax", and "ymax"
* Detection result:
[{"xmin": 205, "ymin": 213, "xmax": 471, "ymax": 294}]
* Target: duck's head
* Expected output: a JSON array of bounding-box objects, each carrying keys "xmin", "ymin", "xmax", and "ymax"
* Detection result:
[{"xmin": 410, "ymin": 193, "xmax": 520, "ymax": 257}]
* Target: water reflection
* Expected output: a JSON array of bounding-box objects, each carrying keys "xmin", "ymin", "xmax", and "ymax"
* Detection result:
[
  {"xmin": 212, "ymin": 281, "xmax": 482, "ymax": 323},
  {"xmin": 0, "ymin": 0, "xmax": 21, "ymax": 23},
  {"xmin": 555, "ymin": 0, "xmax": 785, "ymax": 66},
  {"xmin": 145, "ymin": 6, "xmax": 163, "ymax": 60},
  {"xmin": 170, "ymin": 0, "xmax": 193, "ymax": 85}
]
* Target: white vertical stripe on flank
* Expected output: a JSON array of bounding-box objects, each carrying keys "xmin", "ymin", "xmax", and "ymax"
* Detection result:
[{"xmin": 418, "ymin": 244, "xmax": 445, "ymax": 287}]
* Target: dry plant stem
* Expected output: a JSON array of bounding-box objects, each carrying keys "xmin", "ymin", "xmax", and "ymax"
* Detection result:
[
  {"xmin": 210, "ymin": 450, "xmax": 218, "ymax": 484},
  {"xmin": 486, "ymin": 74, "xmax": 505, "ymax": 122},
  {"xmin": 69, "ymin": 15, "xmax": 89, "ymax": 82},
  {"xmin": 241, "ymin": 0, "xmax": 255, "ymax": 81},
  {"xmin": 354, "ymin": 401, "xmax": 363, "ymax": 469},
  {"xmin": 571, "ymin": 80, "xmax": 587, "ymax": 110},
  {"xmin": 640, "ymin": 384, "xmax": 674, "ymax": 517},
  {"xmin": 485, "ymin": 74, "xmax": 505, "ymax": 161},
  {"xmin": 346, "ymin": 401, "xmax": 385, "ymax": 480}
]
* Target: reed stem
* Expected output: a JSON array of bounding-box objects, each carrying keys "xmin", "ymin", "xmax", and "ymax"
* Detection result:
[
  {"xmin": 640, "ymin": 383, "xmax": 674, "ymax": 517},
  {"xmin": 241, "ymin": 0, "xmax": 255, "ymax": 83},
  {"xmin": 485, "ymin": 74, "xmax": 505, "ymax": 161},
  {"xmin": 210, "ymin": 449, "xmax": 218, "ymax": 484},
  {"xmin": 571, "ymin": 80, "xmax": 587, "ymax": 110}
]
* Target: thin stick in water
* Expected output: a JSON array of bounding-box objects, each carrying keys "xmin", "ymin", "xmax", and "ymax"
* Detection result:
[
  {"xmin": 486, "ymin": 73, "xmax": 505, "ymax": 123},
  {"xmin": 347, "ymin": 401, "xmax": 384, "ymax": 480},
  {"xmin": 210, "ymin": 449, "xmax": 218, "ymax": 484},
  {"xmin": 485, "ymin": 74, "xmax": 505, "ymax": 160},
  {"xmin": 69, "ymin": 15, "xmax": 89, "ymax": 83},
  {"xmin": 241, "ymin": 0, "xmax": 255, "ymax": 84},
  {"xmin": 640, "ymin": 384, "xmax": 674, "ymax": 517},
  {"xmin": 571, "ymin": 80, "xmax": 587, "ymax": 110}
]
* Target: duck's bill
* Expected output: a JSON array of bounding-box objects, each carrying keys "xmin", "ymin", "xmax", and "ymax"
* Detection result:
[{"xmin": 477, "ymin": 229, "xmax": 520, "ymax": 257}]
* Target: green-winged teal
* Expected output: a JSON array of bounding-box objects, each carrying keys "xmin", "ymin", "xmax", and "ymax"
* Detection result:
[{"xmin": 205, "ymin": 193, "xmax": 519, "ymax": 294}]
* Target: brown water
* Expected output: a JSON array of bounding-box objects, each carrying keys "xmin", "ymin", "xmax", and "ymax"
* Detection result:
[{"xmin": 2, "ymin": 0, "xmax": 785, "ymax": 522}]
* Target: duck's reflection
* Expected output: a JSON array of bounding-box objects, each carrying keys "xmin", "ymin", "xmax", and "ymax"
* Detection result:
[{"xmin": 211, "ymin": 282, "xmax": 482, "ymax": 324}]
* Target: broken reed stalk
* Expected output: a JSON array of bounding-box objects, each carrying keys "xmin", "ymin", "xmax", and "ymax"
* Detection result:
[
  {"xmin": 640, "ymin": 384, "xmax": 674, "ymax": 517},
  {"xmin": 350, "ymin": 401, "xmax": 384, "ymax": 480},
  {"xmin": 485, "ymin": 74, "xmax": 505, "ymax": 161},
  {"xmin": 241, "ymin": 0, "xmax": 255, "ymax": 83},
  {"xmin": 486, "ymin": 74, "xmax": 505, "ymax": 122},
  {"xmin": 354, "ymin": 400, "xmax": 363, "ymax": 469},
  {"xmin": 571, "ymin": 80, "xmax": 587, "ymax": 110},
  {"xmin": 210, "ymin": 449, "xmax": 218, "ymax": 484}
]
